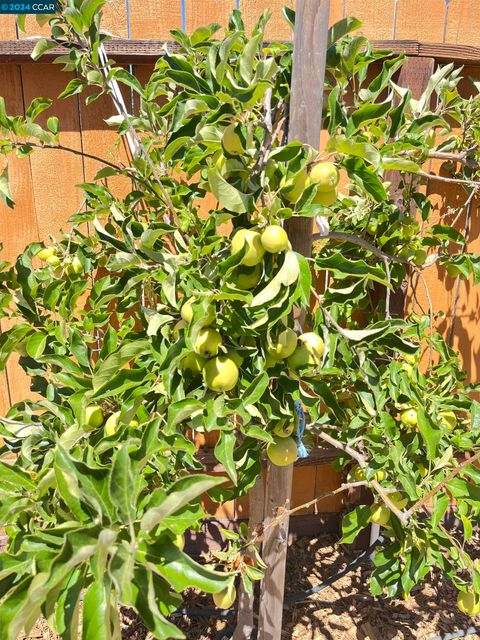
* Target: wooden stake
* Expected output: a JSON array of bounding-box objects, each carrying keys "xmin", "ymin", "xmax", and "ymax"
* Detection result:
[
  {"xmin": 232, "ymin": 475, "xmax": 265, "ymax": 640},
  {"xmin": 258, "ymin": 3, "xmax": 330, "ymax": 639}
]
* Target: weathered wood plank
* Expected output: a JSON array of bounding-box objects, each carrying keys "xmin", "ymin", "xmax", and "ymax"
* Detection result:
[
  {"xmin": 1, "ymin": 38, "xmax": 480, "ymax": 66},
  {"xmin": 0, "ymin": 64, "xmax": 40, "ymax": 408},
  {"xmin": 232, "ymin": 475, "xmax": 264, "ymax": 640},
  {"xmin": 258, "ymin": 3, "xmax": 330, "ymax": 639},
  {"xmin": 395, "ymin": 0, "xmax": 447, "ymax": 42},
  {"xmin": 240, "ymin": 0, "xmax": 294, "ymax": 40},
  {"xmin": 129, "ymin": 0, "xmax": 182, "ymax": 39}
]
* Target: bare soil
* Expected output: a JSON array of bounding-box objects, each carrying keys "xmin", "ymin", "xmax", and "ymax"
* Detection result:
[{"xmin": 23, "ymin": 534, "xmax": 480, "ymax": 640}]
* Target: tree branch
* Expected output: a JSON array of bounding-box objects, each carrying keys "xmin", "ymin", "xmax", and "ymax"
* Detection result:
[
  {"xmin": 313, "ymin": 231, "xmax": 410, "ymax": 264},
  {"xmin": 316, "ymin": 430, "xmax": 409, "ymax": 525},
  {"xmin": 405, "ymin": 449, "xmax": 480, "ymax": 518},
  {"xmin": 427, "ymin": 150, "xmax": 480, "ymax": 169},
  {"xmin": 8, "ymin": 140, "xmax": 123, "ymax": 172}
]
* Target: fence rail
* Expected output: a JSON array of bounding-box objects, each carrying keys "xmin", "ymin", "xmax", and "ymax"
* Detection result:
[{"xmin": 0, "ymin": 38, "xmax": 479, "ymax": 65}]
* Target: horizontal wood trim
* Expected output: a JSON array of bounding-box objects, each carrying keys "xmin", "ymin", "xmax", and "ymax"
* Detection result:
[
  {"xmin": 196, "ymin": 444, "xmax": 338, "ymax": 473},
  {"xmin": 0, "ymin": 38, "xmax": 479, "ymax": 65}
]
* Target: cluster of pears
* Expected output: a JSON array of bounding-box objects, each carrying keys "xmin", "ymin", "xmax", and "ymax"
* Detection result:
[
  {"xmin": 282, "ymin": 161, "xmax": 339, "ymax": 208},
  {"xmin": 399, "ymin": 404, "xmax": 457, "ymax": 431},
  {"xmin": 84, "ymin": 404, "xmax": 139, "ymax": 435},
  {"xmin": 229, "ymin": 223, "xmax": 290, "ymax": 290},
  {"xmin": 180, "ymin": 298, "xmax": 239, "ymax": 393},
  {"xmin": 36, "ymin": 245, "xmax": 83, "ymax": 277}
]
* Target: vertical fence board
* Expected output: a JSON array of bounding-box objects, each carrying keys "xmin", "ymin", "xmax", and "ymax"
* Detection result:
[
  {"xmin": 101, "ymin": 0, "xmax": 129, "ymax": 37},
  {"xmin": 20, "ymin": 65, "xmax": 85, "ymax": 239},
  {"xmin": 395, "ymin": 0, "xmax": 447, "ymax": 41},
  {"xmin": 290, "ymin": 467, "xmax": 316, "ymax": 515},
  {"xmin": 314, "ymin": 464, "xmax": 344, "ymax": 513},
  {"xmin": 345, "ymin": 0, "xmax": 395, "ymax": 39},
  {"xmin": 329, "ymin": 0, "xmax": 346, "ymax": 25},
  {"xmin": 444, "ymin": 0, "xmax": 480, "ymax": 47},
  {"xmin": 406, "ymin": 64, "xmax": 480, "ymax": 382},
  {"xmin": 0, "ymin": 64, "xmax": 40, "ymax": 406},
  {"xmin": 185, "ymin": 0, "xmax": 235, "ymax": 33},
  {"xmin": 239, "ymin": 0, "xmax": 294, "ymax": 40},
  {"xmin": 0, "ymin": 16, "xmax": 16, "ymax": 40},
  {"xmin": 79, "ymin": 88, "xmax": 132, "ymax": 200},
  {"xmin": 129, "ymin": 0, "xmax": 182, "ymax": 39}
]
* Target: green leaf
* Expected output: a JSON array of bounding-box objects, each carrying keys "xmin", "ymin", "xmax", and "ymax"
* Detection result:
[
  {"xmin": 0, "ymin": 166, "xmax": 14, "ymax": 209},
  {"xmin": 340, "ymin": 505, "xmax": 371, "ymax": 544},
  {"xmin": 138, "ymin": 538, "xmax": 233, "ymax": 593},
  {"xmin": 471, "ymin": 400, "xmax": 480, "ymax": 436},
  {"xmin": 58, "ymin": 78, "xmax": 86, "ymax": 100},
  {"xmin": 109, "ymin": 68, "xmax": 143, "ymax": 96},
  {"xmin": 238, "ymin": 33, "xmax": 262, "ymax": 84},
  {"xmin": 55, "ymin": 448, "xmax": 114, "ymax": 520},
  {"xmin": 109, "ymin": 445, "xmax": 136, "ymax": 524},
  {"xmin": 52, "ymin": 569, "xmax": 84, "ymax": 640},
  {"xmin": 31, "ymin": 39, "xmax": 58, "ymax": 61},
  {"xmin": 82, "ymin": 579, "xmax": 110, "ymax": 640},
  {"xmin": 250, "ymin": 251, "xmax": 299, "ymax": 307},
  {"xmin": 431, "ymin": 492, "xmax": 449, "ymax": 528},
  {"xmin": 345, "ymin": 157, "xmax": 387, "ymax": 202},
  {"xmin": 346, "ymin": 102, "xmax": 391, "ymax": 136},
  {"xmin": 207, "ymin": 167, "xmax": 253, "ymax": 214},
  {"xmin": 25, "ymin": 97, "xmax": 52, "ymax": 121},
  {"xmin": 128, "ymin": 567, "xmax": 184, "ymax": 639},
  {"xmin": 167, "ymin": 399, "xmax": 204, "ymax": 433},
  {"xmin": 79, "ymin": 0, "xmax": 108, "ymax": 26},
  {"xmin": 328, "ymin": 17, "xmax": 362, "ymax": 46},
  {"xmin": 315, "ymin": 253, "xmax": 390, "ymax": 287},
  {"xmin": 0, "ymin": 578, "xmax": 32, "ymax": 638},
  {"xmin": 214, "ymin": 432, "xmax": 237, "ymax": 484},
  {"xmin": 0, "ymin": 460, "xmax": 36, "ymax": 491},
  {"xmin": 417, "ymin": 408, "xmax": 442, "ymax": 460},
  {"xmin": 328, "ymin": 135, "xmax": 381, "ymax": 169},
  {"xmin": 141, "ymin": 475, "xmax": 226, "ymax": 534},
  {"xmin": 296, "ymin": 253, "xmax": 313, "ymax": 306},
  {"xmin": 92, "ymin": 340, "xmax": 150, "ymax": 393},
  {"xmin": 381, "ymin": 157, "xmax": 420, "ymax": 173},
  {"xmin": 26, "ymin": 332, "xmax": 47, "ymax": 359}
]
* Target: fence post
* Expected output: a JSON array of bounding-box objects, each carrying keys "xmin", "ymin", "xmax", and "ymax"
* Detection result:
[{"xmin": 258, "ymin": 3, "xmax": 330, "ymax": 639}]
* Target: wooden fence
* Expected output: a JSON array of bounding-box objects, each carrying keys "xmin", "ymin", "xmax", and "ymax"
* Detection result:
[{"xmin": 1, "ymin": 0, "xmax": 480, "ymax": 533}]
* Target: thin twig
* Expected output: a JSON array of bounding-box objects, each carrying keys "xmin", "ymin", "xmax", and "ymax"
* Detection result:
[
  {"xmin": 417, "ymin": 271, "xmax": 435, "ymax": 368},
  {"xmin": 322, "ymin": 307, "xmax": 351, "ymax": 341},
  {"xmin": 8, "ymin": 140, "xmax": 122, "ymax": 171},
  {"xmin": 448, "ymin": 199, "xmax": 474, "ymax": 347},
  {"xmin": 314, "ymin": 231, "xmax": 409, "ymax": 265},
  {"xmin": 405, "ymin": 450, "xmax": 480, "ymax": 518},
  {"xmin": 384, "ymin": 257, "xmax": 391, "ymax": 319},
  {"xmin": 316, "ymin": 431, "xmax": 408, "ymax": 525},
  {"xmin": 97, "ymin": 44, "xmax": 177, "ymax": 222},
  {"xmin": 418, "ymin": 169, "xmax": 480, "ymax": 188},
  {"xmin": 450, "ymin": 186, "xmax": 478, "ymax": 228},
  {"xmin": 427, "ymin": 150, "xmax": 480, "ymax": 169}
]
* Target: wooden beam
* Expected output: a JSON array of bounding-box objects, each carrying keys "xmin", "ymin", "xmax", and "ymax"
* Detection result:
[
  {"xmin": 232, "ymin": 475, "xmax": 264, "ymax": 640},
  {"xmin": 257, "ymin": 3, "xmax": 330, "ymax": 640},
  {"xmin": 196, "ymin": 443, "xmax": 337, "ymax": 472},
  {"xmin": 1, "ymin": 38, "xmax": 479, "ymax": 66}
]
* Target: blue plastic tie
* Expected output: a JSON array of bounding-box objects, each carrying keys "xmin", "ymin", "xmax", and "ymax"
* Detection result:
[{"xmin": 294, "ymin": 400, "xmax": 309, "ymax": 458}]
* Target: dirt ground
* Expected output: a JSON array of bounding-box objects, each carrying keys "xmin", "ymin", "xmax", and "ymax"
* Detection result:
[{"xmin": 23, "ymin": 534, "xmax": 480, "ymax": 640}]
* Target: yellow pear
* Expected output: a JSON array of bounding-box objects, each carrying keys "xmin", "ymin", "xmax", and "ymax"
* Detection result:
[{"xmin": 230, "ymin": 229, "xmax": 265, "ymax": 267}]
